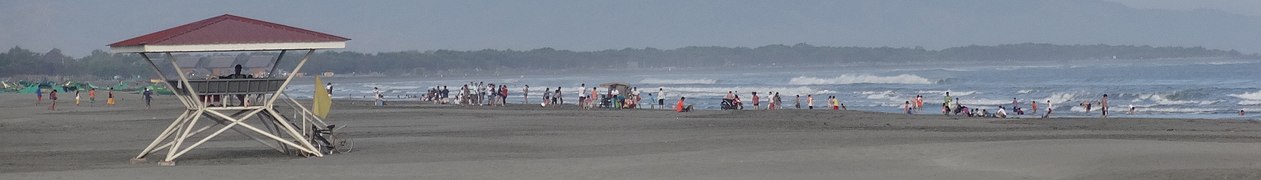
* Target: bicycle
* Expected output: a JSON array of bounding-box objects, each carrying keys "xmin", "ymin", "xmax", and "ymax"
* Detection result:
[{"xmin": 297, "ymin": 124, "xmax": 353, "ymax": 157}]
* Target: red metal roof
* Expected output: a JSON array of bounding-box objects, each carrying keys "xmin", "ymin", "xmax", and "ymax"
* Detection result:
[{"xmin": 110, "ymin": 14, "xmax": 349, "ymax": 47}]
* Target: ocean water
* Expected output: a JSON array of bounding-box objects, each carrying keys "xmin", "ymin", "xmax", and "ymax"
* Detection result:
[{"xmin": 287, "ymin": 59, "xmax": 1261, "ymax": 119}]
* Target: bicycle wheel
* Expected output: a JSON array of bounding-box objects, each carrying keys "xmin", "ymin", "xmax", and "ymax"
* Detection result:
[{"xmin": 333, "ymin": 132, "xmax": 353, "ymax": 153}]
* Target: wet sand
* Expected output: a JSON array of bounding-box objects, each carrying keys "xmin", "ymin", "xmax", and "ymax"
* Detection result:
[{"xmin": 2, "ymin": 94, "xmax": 1261, "ymax": 179}]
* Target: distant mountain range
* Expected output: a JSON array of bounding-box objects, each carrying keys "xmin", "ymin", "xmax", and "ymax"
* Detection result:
[{"xmin": 2, "ymin": 0, "xmax": 1261, "ymax": 56}]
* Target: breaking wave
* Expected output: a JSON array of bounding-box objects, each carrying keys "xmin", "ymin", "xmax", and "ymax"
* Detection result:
[
  {"xmin": 789, "ymin": 74, "xmax": 933, "ymax": 85},
  {"xmin": 639, "ymin": 78, "xmax": 718, "ymax": 85}
]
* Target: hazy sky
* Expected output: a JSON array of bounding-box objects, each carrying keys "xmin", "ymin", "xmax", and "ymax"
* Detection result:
[{"xmin": 2, "ymin": 0, "xmax": 1260, "ymax": 57}]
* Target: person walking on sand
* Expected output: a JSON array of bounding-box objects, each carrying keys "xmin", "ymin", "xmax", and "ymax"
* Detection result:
[
  {"xmin": 89, "ymin": 88, "xmax": 96, "ymax": 106},
  {"xmin": 143, "ymin": 88, "xmax": 153, "ymax": 110},
  {"xmin": 74, "ymin": 90, "xmax": 81, "ymax": 106},
  {"xmin": 830, "ymin": 96, "xmax": 840, "ymax": 111},
  {"xmin": 373, "ymin": 87, "xmax": 383, "ymax": 107},
  {"xmin": 542, "ymin": 87, "xmax": 552, "ymax": 107},
  {"xmin": 1100, "ymin": 94, "xmax": 1109, "ymax": 118},
  {"xmin": 1011, "ymin": 98, "xmax": 1018, "ymax": 111},
  {"xmin": 48, "ymin": 89, "xmax": 58, "ymax": 111},
  {"xmin": 578, "ymin": 84, "xmax": 587, "ymax": 107},
  {"xmin": 1043, "ymin": 100, "xmax": 1054, "ymax": 118},
  {"xmin": 107, "ymin": 87, "xmax": 116, "ymax": 106},
  {"xmin": 807, "ymin": 94, "xmax": 814, "ymax": 109},
  {"xmin": 35, "ymin": 86, "xmax": 42, "ymax": 105}
]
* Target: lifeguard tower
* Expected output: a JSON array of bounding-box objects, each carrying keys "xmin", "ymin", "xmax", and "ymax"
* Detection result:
[{"xmin": 110, "ymin": 14, "xmax": 349, "ymax": 166}]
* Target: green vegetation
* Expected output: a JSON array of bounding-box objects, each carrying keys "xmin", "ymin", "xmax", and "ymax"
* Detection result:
[{"xmin": 1, "ymin": 43, "xmax": 1253, "ymax": 78}]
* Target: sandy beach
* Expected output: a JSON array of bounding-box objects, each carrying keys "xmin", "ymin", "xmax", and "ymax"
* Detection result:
[{"xmin": 3, "ymin": 93, "xmax": 1261, "ymax": 179}]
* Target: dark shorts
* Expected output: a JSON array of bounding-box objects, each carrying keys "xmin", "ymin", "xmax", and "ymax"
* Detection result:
[{"xmin": 658, "ymin": 99, "xmax": 664, "ymax": 105}]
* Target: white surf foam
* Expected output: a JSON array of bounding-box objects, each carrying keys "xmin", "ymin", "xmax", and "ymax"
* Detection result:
[
  {"xmin": 789, "ymin": 74, "xmax": 933, "ymax": 85},
  {"xmin": 639, "ymin": 78, "xmax": 718, "ymax": 85}
]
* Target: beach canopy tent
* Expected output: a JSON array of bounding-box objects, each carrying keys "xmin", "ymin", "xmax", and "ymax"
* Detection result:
[
  {"xmin": 599, "ymin": 82, "xmax": 631, "ymax": 96},
  {"xmin": 110, "ymin": 14, "xmax": 348, "ymax": 166}
]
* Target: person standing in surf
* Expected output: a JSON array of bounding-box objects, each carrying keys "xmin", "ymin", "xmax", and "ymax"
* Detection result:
[
  {"xmin": 1100, "ymin": 94, "xmax": 1109, "ymax": 118},
  {"xmin": 807, "ymin": 94, "xmax": 814, "ymax": 109},
  {"xmin": 657, "ymin": 88, "xmax": 665, "ymax": 110},
  {"xmin": 1043, "ymin": 100, "xmax": 1053, "ymax": 118},
  {"xmin": 795, "ymin": 95, "xmax": 801, "ymax": 109},
  {"xmin": 752, "ymin": 92, "xmax": 760, "ymax": 110},
  {"xmin": 1031, "ymin": 100, "xmax": 1038, "ymax": 114},
  {"xmin": 943, "ymin": 92, "xmax": 952, "ymax": 116}
]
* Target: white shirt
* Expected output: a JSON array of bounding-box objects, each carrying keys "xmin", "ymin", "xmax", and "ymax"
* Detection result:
[
  {"xmin": 997, "ymin": 108, "xmax": 1007, "ymax": 116},
  {"xmin": 579, "ymin": 86, "xmax": 586, "ymax": 98},
  {"xmin": 657, "ymin": 89, "xmax": 665, "ymax": 100}
]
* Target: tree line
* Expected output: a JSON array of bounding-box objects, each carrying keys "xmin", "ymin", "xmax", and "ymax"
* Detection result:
[{"xmin": 1, "ymin": 43, "xmax": 1253, "ymax": 78}]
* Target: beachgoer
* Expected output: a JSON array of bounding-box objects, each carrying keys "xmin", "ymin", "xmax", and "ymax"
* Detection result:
[
  {"xmin": 752, "ymin": 92, "xmax": 760, "ymax": 110},
  {"xmin": 657, "ymin": 88, "xmax": 665, "ymax": 109},
  {"xmin": 373, "ymin": 87, "xmax": 383, "ymax": 107},
  {"xmin": 543, "ymin": 88, "xmax": 552, "ymax": 107},
  {"xmin": 767, "ymin": 92, "xmax": 776, "ymax": 110},
  {"xmin": 1128, "ymin": 104, "xmax": 1135, "ymax": 115},
  {"xmin": 1043, "ymin": 100, "xmax": 1053, "ymax": 118},
  {"xmin": 795, "ymin": 95, "xmax": 801, "ymax": 109},
  {"xmin": 327, "ymin": 82, "xmax": 335, "ymax": 97},
  {"xmin": 807, "ymin": 95, "xmax": 814, "ymax": 109},
  {"xmin": 579, "ymin": 84, "xmax": 587, "ymax": 107},
  {"xmin": 1011, "ymin": 98, "xmax": 1018, "ymax": 111},
  {"xmin": 904, "ymin": 101, "xmax": 912, "ymax": 114},
  {"xmin": 1084, "ymin": 101, "xmax": 1092, "ymax": 113},
  {"xmin": 1031, "ymin": 100, "xmax": 1038, "ymax": 114},
  {"xmin": 48, "ymin": 89, "xmax": 57, "ymax": 110},
  {"xmin": 89, "ymin": 88, "xmax": 96, "ymax": 105},
  {"xmin": 501, "ymin": 85, "xmax": 508, "ymax": 105},
  {"xmin": 1100, "ymin": 94, "xmax": 1109, "ymax": 118},
  {"xmin": 997, "ymin": 106, "xmax": 1007, "ymax": 118},
  {"xmin": 144, "ymin": 88, "xmax": 153, "ymax": 110},
  {"xmin": 830, "ymin": 96, "xmax": 840, "ymax": 110},
  {"xmin": 36, "ymin": 87, "xmax": 42, "ymax": 105},
  {"xmin": 555, "ymin": 87, "xmax": 563, "ymax": 105},
  {"xmin": 74, "ymin": 90, "xmax": 81, "ymax": 106},
  {"xmin": 916, "ymin": 95, "xmax": 923, "ymax": 112},
  {"xmin": 676, "ymin": 97, "xmax": 692, "ymax": 112},
  {"xmin": 107, "ymin": 87, "xmax": 115, "ymax": 106},
  {"xmin": 1241, "ymin": 110, "xmax": 1246, "ymax": 117},
  {"xmin": 943, "ymin": 92, "xmax": 952, "ymax": 114},
  {"xmin": 591, "ymin": 87, "xmax": 599, "ymax": 109},
  {"xmin": 523, "ymin": 85, "xmax": 529, "ymax": 104}
]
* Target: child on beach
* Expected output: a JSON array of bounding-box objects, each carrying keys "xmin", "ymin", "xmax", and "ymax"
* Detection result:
[
  {"xmin": 904, "ymin": 101, "xmax": 912, "ymax": 114},
  {"xmin": 89, "ymin": 88, "xmax": 96, "ymax": 105},
  {"xmin": 48, "ymin": 90, "xmax": 57, "ymax": 110},
  {"xmin": 75, "ymin": 90, "xmax": 81, "ymax": 106}
]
